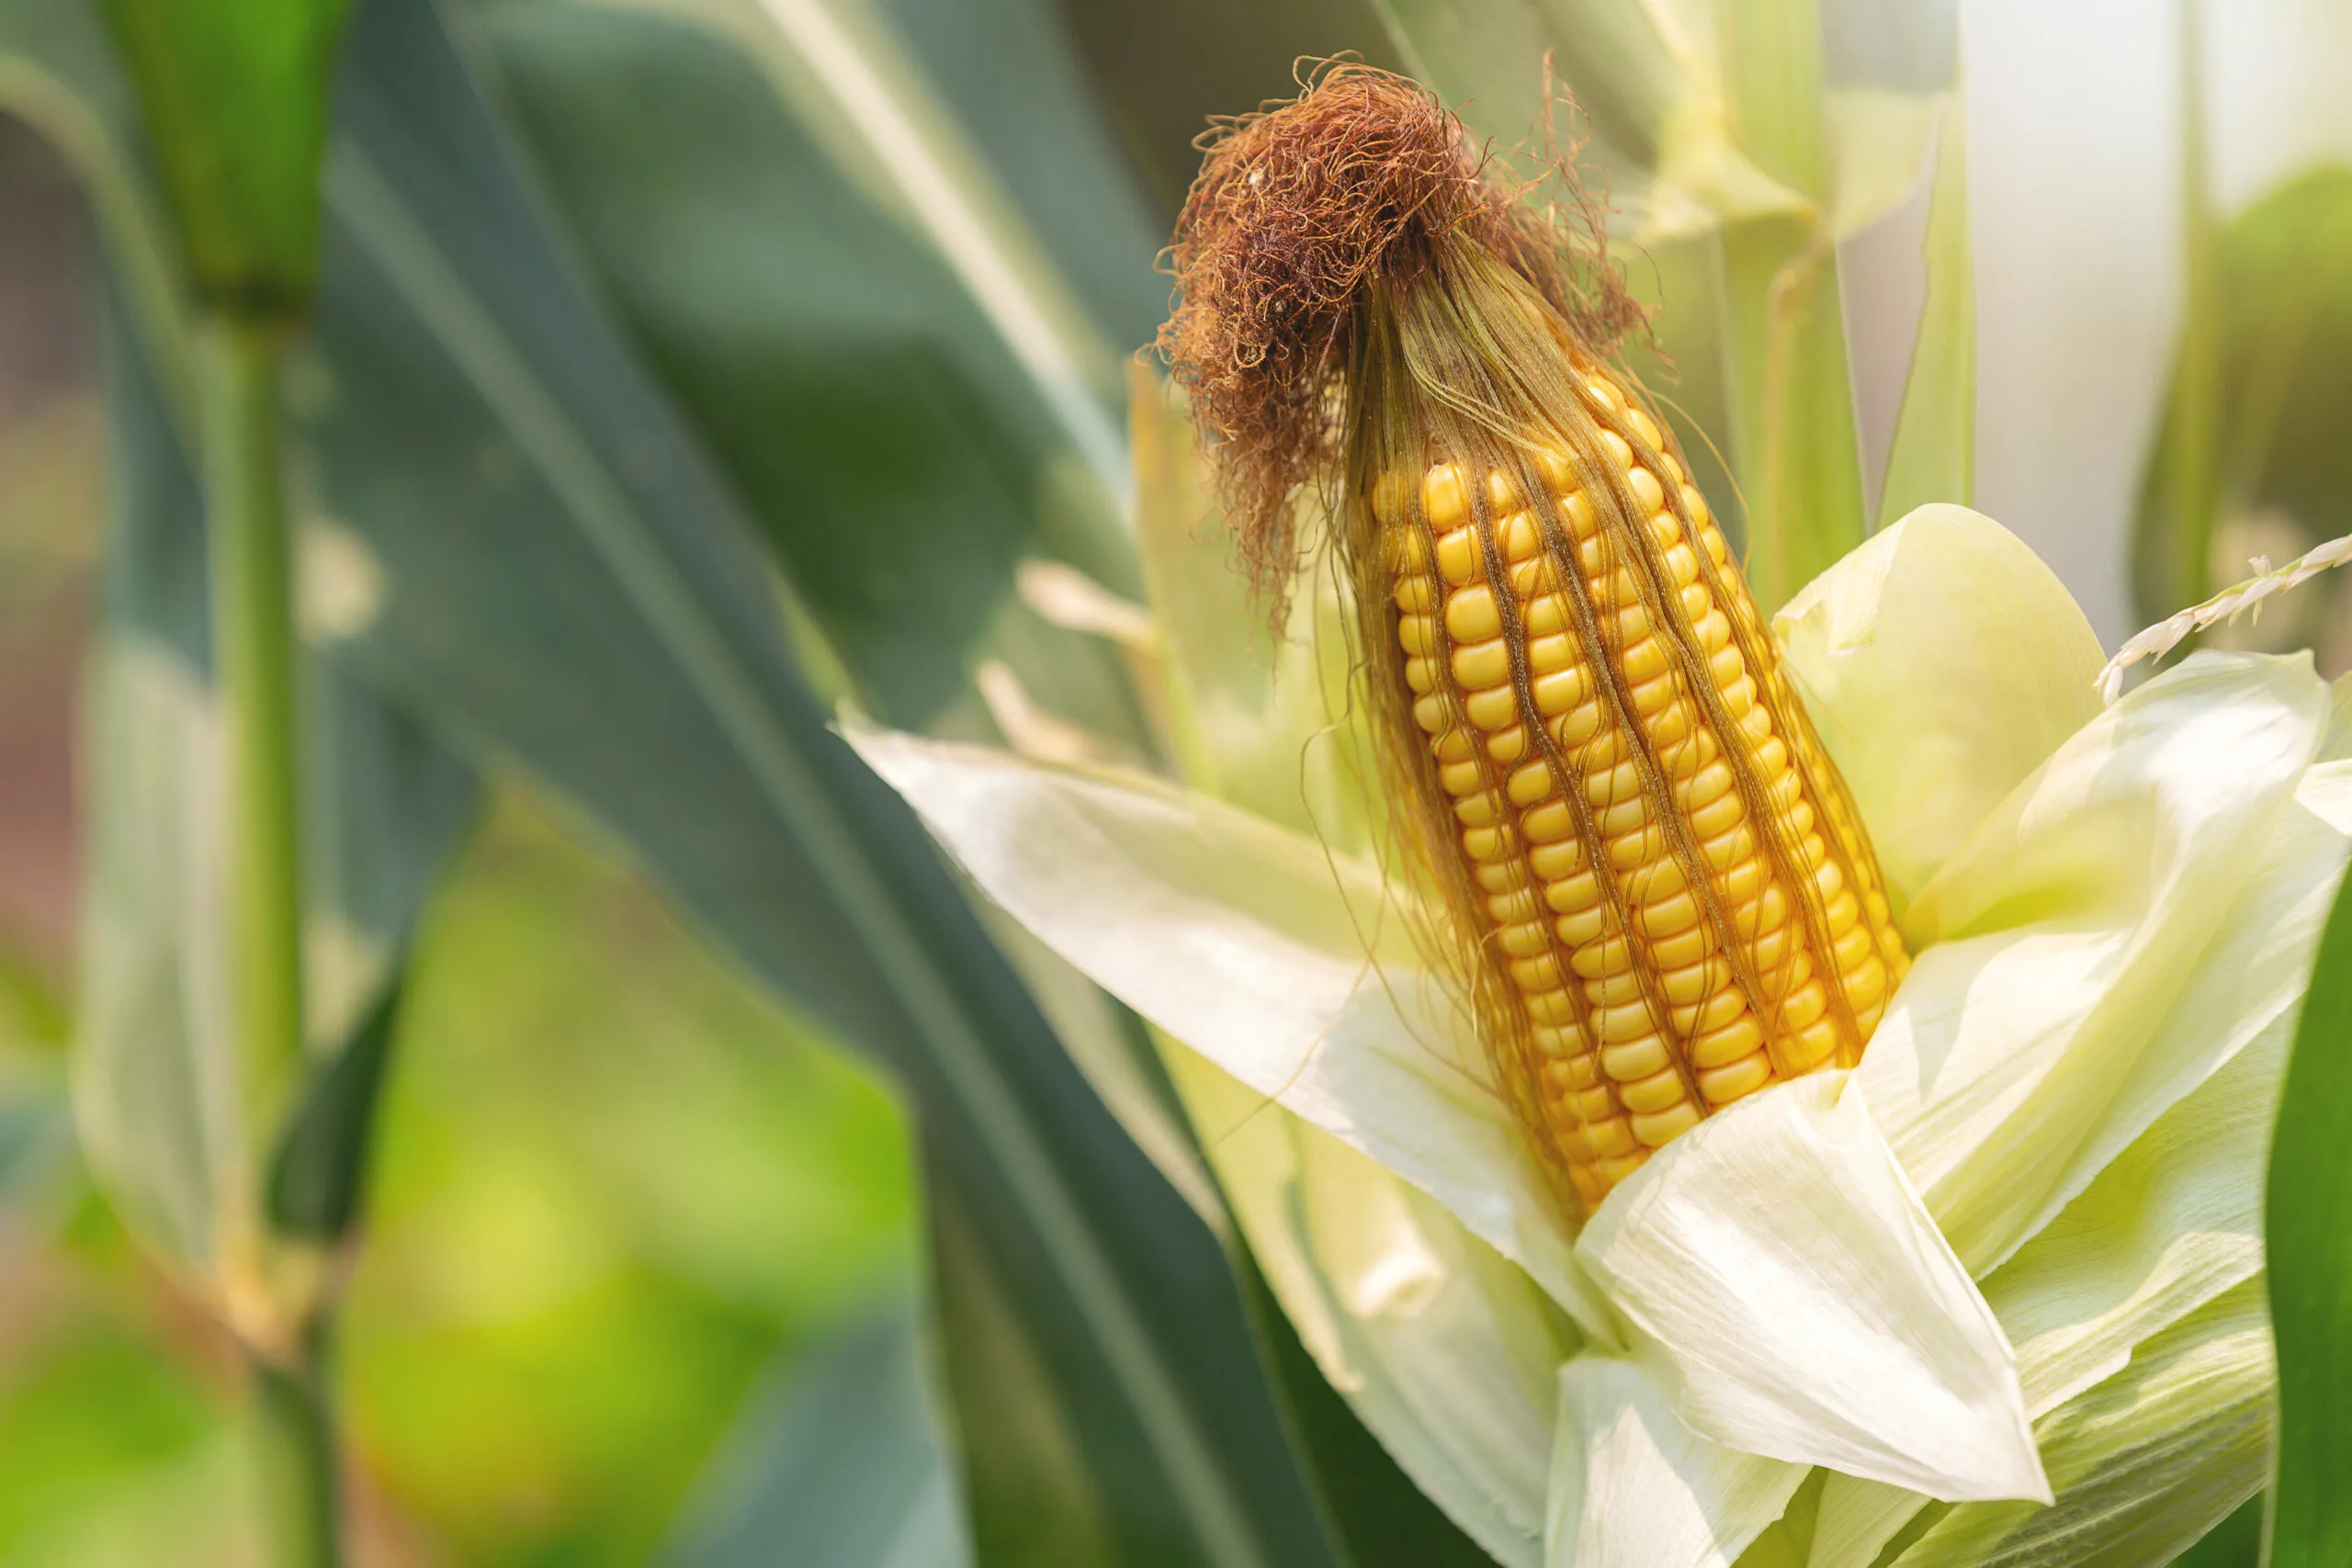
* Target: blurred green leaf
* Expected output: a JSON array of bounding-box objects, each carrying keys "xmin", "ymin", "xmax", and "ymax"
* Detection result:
[
  {"xmin": 73, "ymin": 276, "xmax": 477, "ymax": 1275},
  {"xmin": 78, "ymin": 0, "xmax": 1357, "ymax": 1560},
  {"xmin": 1876, "ymin": 96, "xmax": 1973, "ymax": 527},
  {"xmin": 657, "ymin": 1292, "xmax": 970, "ymax": 1568},
  {"xmin": 2134, "ymin": 166, "xmax": 2352, "ymax": 640},
  {"xmin": 2266, "ymin": 860, "xmax": 2352, "ymax": 1567},
  {"xmin": 96, "ymin": 0, "xmax": 351, "ymax": 315},
  {"xmin": 471, "ymin": 0, "xmax": 1148, "ymax": 728}
]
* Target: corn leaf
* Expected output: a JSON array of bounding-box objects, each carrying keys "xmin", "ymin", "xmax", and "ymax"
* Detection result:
[
  {"xmin": 2265, "ymin": 837, "xmax": 2352, "ymax": 1566},
  {"xmin": 84, "ymin": 261, "xmax": 477, "ymax": 1258},
  {"xmin": 73, "ymin": 0, "xmax": 1355, "ymax": 1560},
  {"xmin": 655, "ymin": 1291, "xmax": 973, "ymax": 1568},
  {"xmin": 94, "ymin": 0, "xmax": 350, "ymax": 314},
  {"xmin": 1875, "ymin": 97, "xmax": 1973, "ymax": 527},
  {"xmin": 2132, "ymin": 166, "xmax": 2352, "ymax": 639},
  {"xmin": 74, "ymin": 271, "xmax": 479, "ymax": 1273},
  {"xmin": 469, "ymin": 0, "xmax": 1148, "ymax": 729}
]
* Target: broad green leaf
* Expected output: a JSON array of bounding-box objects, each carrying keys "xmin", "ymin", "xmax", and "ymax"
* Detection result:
[
  {"xmin": 2265, "ymin": 813, "xmax": 2352, "ymax": 1566},
  {"xmin": 96, "ymin": 0, "xmax": 352, "ymax": 314},
  {"xmin": 54, "ymin": 0, "xmax": 1354, "ymax": 1559},
  {"xmin": 655, "ymin": 1292, "xmax": 971, "ymax": 1568},
  {"xmin": 469, "ymin": 0, "xmax": 1147, "ymax": 728}
]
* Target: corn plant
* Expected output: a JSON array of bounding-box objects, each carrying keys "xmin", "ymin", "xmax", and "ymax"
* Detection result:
[{"xmin": 5, "ymin": 0, "xmax": 2352, "ymax": 1564}]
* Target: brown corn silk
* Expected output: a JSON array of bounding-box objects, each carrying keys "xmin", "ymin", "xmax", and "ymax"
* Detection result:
[{"xmin": 1160, "ymin": 67, "xmax": 1907, "ymax": 1216}]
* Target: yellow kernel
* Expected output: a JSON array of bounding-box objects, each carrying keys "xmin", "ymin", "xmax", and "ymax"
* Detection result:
[
  {"xmin": 1632, "ymin": 1102, "xmax": 1702, "ymax": 1147},
  {"xmin": 1526, "ymin": 989, "xmax": 1579, "ymax": 1025},
  {"xmin": 1413, "ymin": 694, "xmax": 1450, "ymax": 732},
  {"xmin": 1570, "ymin": 937, "xmax": 1633, "ymax": 979},
  {"xmin": 1462, "ymin": 825, "xmax": 1516, "ymax": 863},
  {"xmin": 1527, "ymin": 633, "xmax": 1577, "ymax": 675},
  {"xmin": 1626, "ymin": 467, "xmax": 1664, "ymax": 513},
  {"xmin": 1593, "ymin": 1001, "xmax": 1658, "ymax": 1044},
  {"xmin": 1600, "ymin": 430, "xmax": 1634, "ymax": 469},
  {"xmin": 1690, "ymin": 786, "xmax": 1746, "ymax": 839},
  {"xmin": 1438, "ymin": 759, "xmax": 1483, "ymax": 795},
  {"xmin": 1622, "ymin": 636, "xmax": 1671, "ymax": 682},
  {"xmin": 1464, "ymin": 685, "xmax": 1520, "ymax": 731},
  {"xmin": 1447, "ymin": 584, "xmax": 1501, "ymax": 641},
  {"xmin": 1683, "ymin": 760, "xmax": 1735, "ymax": 810},
  {"xmin": 1522, "ymin": 801, "xmax": 1576, "ymax": 843},
  {"xmin": 1535, "ymin": 671, "xmax": 1591, "ymax": 718},
  {"xmin": 1690, "ymin": 1014, "xmax": 1763, "ymax": 1068},
  {"xmin": 1627, "ymin": 407, "xmax": 1663, "ymax": 449},
  {"xmin": 1641, "ymin": 891, "xmax": 1702, "ymax": 938},
  {"xmin": 1670, "ymin": 988, "xmax": 1745, "ymax": 1036},
  {"xmin": 1405, "ymin": 656, "xmax": 1437, "ymax": 694},
  {"xmin": 1593, "ymin": 1149, "xmax": 1648, "ymax": 1186},
  {"xmin": 1618, "ymin": 1066, "xmax": 1686, "ymax": 1115},
  {"xmin": 1425, "ymin": 464, "xmax": 1471, "ymax": 527},
  {"xmin": 1473, "ymin": 860, "xmax": 1524, "ymax": 893},
  {"xmin": 1487, "ymin": 724, "xmax": 1530, "ymax": 764},
  {"xmin": 1487, "ymin": 886, "xmax": 1540, "ymax": 924},
  {"xmin": 1397, "ymin": 614, "xmax": 1439, "ymax": 655},
  {"xmin": 1436, "ymin": 528, "xmax": 1480, "ymax": 585},
  {"xmin": 1498, "ymin": 512, "xmax": 1542, "ymax": 560},
  {"xmin": 1453, "ymin": 638, "xmax": 1510, "ymax": 689},
  {"xmin": 1434, "ymin": 728, "xmax": 1475, "ymax": 762},
  {"xmin": 1555, "ymin": 905, "xmax": 1606, "ymax": 946},
  {"xmin": 1700, "ymin": 1053, "xmax": 1771, "ymax": 1106},
  {"xmin": 1780, "ymin": 979, "xmax": 1829, "ymax": 1032},
  {"xmin": 1530, "ymin": 840, "xmax": 1588, "ymax": 881},
  {"xmin": 1524, "ymin": 593, "xmax": 1572, "ymax": 635},
  {"xmin": 1535, "ymin": 1028, "xmax": 1584, "ymax": 1063},
  {"xmin": 1784, "ymin": 1018, "xmax": 1841, "ymax": 1070},
  {"xmin": 1592, "ymin": 1023, "xmax": 1668, "ymax": 1081},
  {"xmin": 1508, "ymin": 760, "xmax": 1554, "ymax": 807},
  {"xmin": 1584, "ymin": 1114, "xmax": 1636, "ymax": 1158},
  {"xmin": 1510, "ymin": 953, "xmax": 1565, "ymax": 991},
  {"xmin": 1454, "ymin": 790, "xmax": 1505, "ymax": 828},
  {"xmin": 1649, "ymin": 923, "xmax": 1709, "ymax": 970},
  {"xmin": 1395, "ymin": 575, "xmax": 1436, "ymax": 612}
]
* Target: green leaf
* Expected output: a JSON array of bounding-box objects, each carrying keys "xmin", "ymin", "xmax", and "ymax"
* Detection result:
[
  {"xmin": 2265, "ymin": 852, "xmax": 2352, "ymax": 1567},
  {"xmin": 95, "ymin": 0, "xmax": 352, "ymax": 315},
  {"xmin": 62, "ymin": 0, "xmax": 1358, "ymax": 1560},
  {"xmin": 74, "ymin": 271, "xmax": 479, "ymax": 1273},
  {"xmin": 2166, "ymin": 1493, "xmax": 2261, "ymax": 1568},
  {"xmin": 1876, "ymin": 96, "xmax": 1973, "ymax": 527},
  {"xmin": 2133, "ymin": 165, "xmax": 2352, "ymax": 637},
  {"xmin": 656, "ymin": 1292, "xmax": 972, "ymax": 1568},
  {"xmin": 469, "ymin": 0, "xmax": 1148, "ymax": 728}
]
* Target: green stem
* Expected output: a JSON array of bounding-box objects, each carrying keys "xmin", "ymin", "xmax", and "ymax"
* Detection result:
[
  {"xmin": 198, "ymin": 320, "xmax": 306, "ymax": 1134},
  {"xmin": 198, "ymin": 318, "xmax": 330, "ymax": 1565},
  {"xmin": 253, "ymin": 1327, "xmax": 342, "ymax": 1568}
]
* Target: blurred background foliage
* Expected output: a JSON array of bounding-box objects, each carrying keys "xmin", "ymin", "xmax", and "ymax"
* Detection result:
[{"xmin": 0, "ymin": 0, "xmax": 2349, "ymax": 1562}]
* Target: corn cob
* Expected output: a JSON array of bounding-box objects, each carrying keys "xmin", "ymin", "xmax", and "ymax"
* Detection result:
[
  {"xmin": 1159, "ymin": 64, "xmax": 1910, "ymax": 1218},
  {"xmin": 1376, "ymin": 372, "xmax": 1907, "ymax": 1212}
]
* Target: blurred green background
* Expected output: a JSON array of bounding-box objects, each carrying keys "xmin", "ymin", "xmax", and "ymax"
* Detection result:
[{"xmin": 2, "ymin": 0, "xmax": 2351, "ymax": 1562}]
